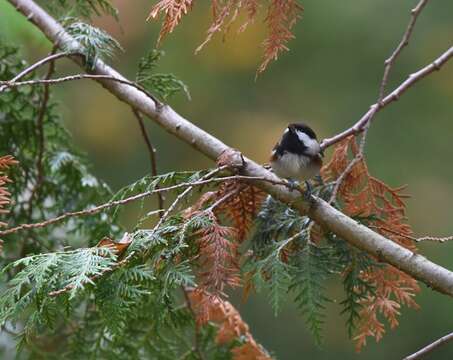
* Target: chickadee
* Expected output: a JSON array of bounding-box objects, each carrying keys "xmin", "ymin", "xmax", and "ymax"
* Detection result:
[{"xmin": 270, "ymin": 123, "xmax": 323, "ymax": 190}]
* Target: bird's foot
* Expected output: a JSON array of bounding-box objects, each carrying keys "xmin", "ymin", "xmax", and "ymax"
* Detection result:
[
  {"xmin": 314, "ymin": 175, "xmax": 324, "ymax": 186},
  {"xmin": 285, "ymin": 180, "xmax": 316, "ymax": 204},
  {"xmin": 303, "ymin": 180, "xmax": 314, "ymax": 202},
  {"xmin": 286, "ymin": 179, "xmax": 301, "ymax": 193}
]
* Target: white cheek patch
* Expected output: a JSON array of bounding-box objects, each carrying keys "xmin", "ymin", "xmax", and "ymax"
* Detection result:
[{"xmin": 295, "ymin": 130, "xmax": 321, "ymax": 156}]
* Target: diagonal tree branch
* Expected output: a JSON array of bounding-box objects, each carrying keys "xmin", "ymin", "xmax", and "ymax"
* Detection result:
[
  {"xmin": 320, "ymin": 45, "xmax": 453, "ymax": 150},
  {"xmin": 328, "ymin": 0, "xmax": 431, "ymax": 204},
  {"xmin": 379, "ymin": 0, "xmax": 429, "ymax": 101},
  {"xmin": 6, "ymin": 0, "xmax": 453, "ymax": 297},
  {"xmin": 404, "ymin": 331, "xmax": 453, "ymax": 360}
]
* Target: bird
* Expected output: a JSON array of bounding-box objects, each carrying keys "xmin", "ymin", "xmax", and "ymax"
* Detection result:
[{"xmin": 270, "ymin": 123, "xmax": 323, "ymax": 193}]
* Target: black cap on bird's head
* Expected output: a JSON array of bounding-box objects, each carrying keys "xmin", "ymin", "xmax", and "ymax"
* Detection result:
[
  {"xmin": 275, "ymin": 122, "xmax": 323, "ymax": 158},
  {"xmin": 287, "ymin": 123, "xmax": 318, "ymax": 140}
]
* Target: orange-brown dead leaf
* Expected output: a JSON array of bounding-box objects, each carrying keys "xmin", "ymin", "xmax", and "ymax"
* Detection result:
[
  {"xmin": 258, "ymin": 0, "xmax": 303, "ymax": 74},
  {"xmin": 187, "ymin": 180, "xmax": 264, "ymax": 308},
  {"xmin": 322, "ymin": 136, "xmax": 420, "ymax": 351},
  {"xmin": 96, "ymin": 234, "xmax": 132, "ymax": 256},
  {"xmin": 148, "ymin": 0, "xmax": 304, "ymax": 74},
  {"xmin": 196, "ymin": 211, "xmax": 241, "ymax": 303},
  {"xmin": 147, "ymin": 0, "xmax": 195, "ymax": 45},
  {"xmin": 188, "ymin": 289, "xmax": 272, "ymax": 359},
  {"xmin": 216, "ymin": 180, "xmax": 266, "ymax": 242},
  {"xmin": 0, "ymin": 155, "xmax": 18, "ymax": 250}
]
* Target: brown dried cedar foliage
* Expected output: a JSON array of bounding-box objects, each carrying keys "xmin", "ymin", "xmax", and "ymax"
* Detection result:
[
  {"xmin": 147, "ymin": 0, "xmax": 195, "ymax": 44},
  {"xmin": 188, "ymin": 289, "xmax": 272, "ymax": 360},
  {"xmin": 0, "ymin": 155, "xmax": 17, "ymax": 227},
  {"xmin": 183, "ymin": 193, "xmax": 240, "ymax": 322},
  {"xmin": 258, "ymin": 0, "xmax": 303, "ymax": 73},
  {"xmin": 0, "ymin": 155, "xmax": 17, "ymax": 252},
  {"xmin": 197, "ymin": 211, "xmax": 241, "ymax": 296},
  {"xmin": 186, "ymin": 181, "xmax": 264, "ymax": 321},
  {"xmin": 321, "ymin": 136, "xmax": 420, "ymax": 351},
  {"xmin": 148, "ymin": 0, "xmax": 303, "ymax": 73},
  {"xmin": 216, "ymin": 180, "xmax": 266, "ymax": 242}
]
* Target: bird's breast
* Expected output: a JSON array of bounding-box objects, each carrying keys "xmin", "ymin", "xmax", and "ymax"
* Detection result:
[{"xmin": 270, "ymin": 152, "xmax": 321, "ymax": 181}]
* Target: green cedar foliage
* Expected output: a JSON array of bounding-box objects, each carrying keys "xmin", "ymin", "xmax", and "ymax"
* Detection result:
[
  {"xmin": 328, "ymin": 230, "xmax": 379, "ymax": 339},
  {"xmin": 246, "ymin": 193, "xmax": 378, "ymax": 345},
  {"xmin": 39, "ymin": 0, "xmax": 118, "ymax": 20},
  {"xmin": 63, "ymin": 21, "xmax": 124, "ymax": 68},
  {"xmin": 0, "ymin": 6, "xmax": 383, "ymax": 355},
  {"xmin": 0, "ymin": 39, "xmax": 117, "ymax": 254},
  {"xmin": 0, "ymin": 39, "xmax": 235, "ymax": 358},
  {"xmin": 136, "ymin": 49, "xmax": 191, "ymax": 101},
  {"xmin": 288, "ymin": 243, "xmax": 338, "ymax": 344}
]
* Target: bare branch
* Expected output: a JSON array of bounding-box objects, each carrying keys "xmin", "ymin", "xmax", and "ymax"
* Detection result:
[
  {"xmin": 0, "ymin": 74, "xmax": 162, "ymax": 105},
  {"xmin": 205, "ymin": 187, "xmax": 242, "ymax": 213},
  {"xmin": 416, "ymin": 235, "xmax": 453, "ymax": 243},
  {"xmin": 27, "ymin": 46, "xmax": 59, "ymax": 218},
  {"xmin": 0, "ymin": 51, "xmax": 69, "ymax": 92},
  {"xmin": 0, "ymin": 174, "xmax": 289, "ymax": 237},
  {"xmin": 132, "ymin": 109, "xmax": 165, "ymax": 214},
  {"xmin": 150, "ymin": 167, "xmax": 227, "ymax": 239},
  {"xmin": 320, "ymin": 46, "xmax": 453, "ymax": 150},
  {"xmin": 7, "ymin": 0, "xmax": 453, "ymax": 298},
  {"xmin": 20, "ymin": 46, "xmax": 59, "ymax": 256},
  {"xmin": 379, "ymin": 0, "xmax": 429, "ymax": 101},
  {"xmin": 372, "ymin": 225, "xmax": 453, "ymax": 244},
  {"xmin": 404, "ymin": 332, "xmax": 453, "ymax": 360},
  {"xmin": 327, "ymin": 0, "xmax": 431, "ymax": 203}
]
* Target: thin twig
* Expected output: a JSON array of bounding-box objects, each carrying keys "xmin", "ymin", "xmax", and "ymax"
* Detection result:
[
  {"xmin": 20, "ymin": 46, "xmax": 59, "ymax": 256},
  {"xmin": 328, "ymin": 120, "xmax": 372, "ymax": 204},
  {"xmin": 0, "ymin": 74, "xmax": 162, "ymax": 106},
  {"xmin": 277, "ymin": 228, "xmax": 309, "ymax": 253},
  {"xmin": 0, "ymin": 52, "xmax": 69, "ymax": 92},
  {"xmin": 205, "ymin": 187, "xmax": 242, "ymax": 213},
  {"xmin": 327, "ymin": 1, "xmax": 432, "ymax": 204},
  {"xmin": 49, "ymin": 167, "xmax": 229, "ymax": 298},
  {"xmin": 379, "ymin": 0, "xmax": 429, "ymax": 101},
  {"xmin": 27, "ymin": 46, "xmax": 58, "ymax": 218},
  {"xmin": 132, "ymin": 109, "xmax": 165, "ymax": 216},
  {"xmin": 151, "ymin": 167, "xmax": 227, "ymax": 237},
  {"xmin": 320, "ymin": 46, "xmax": 453, "ymax": 150},
  {"xmin": 415, "ymin": 235, "xmax": 453, "ymax": 243},
  {"xmin": 404, "ymin": 332, "xmax": 453, "ymax": 360},
  {"xmin": 0, "ymin": 173, "xmax": 290, "ymax": 237},
  {"xmin": 374, "ymin": 225, "xmax": 453, "ymax": 243}
]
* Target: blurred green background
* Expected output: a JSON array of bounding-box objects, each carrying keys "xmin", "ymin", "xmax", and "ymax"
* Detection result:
[{"xmin": 1, "ymin": 0, "xmax": 453, "ymax": 358}]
